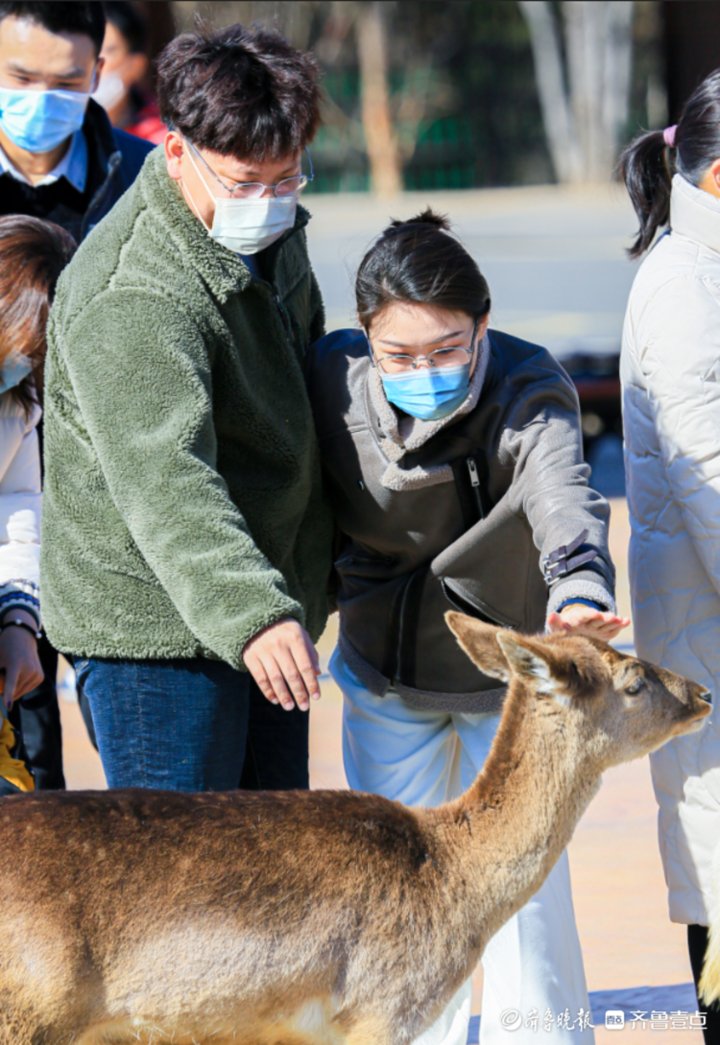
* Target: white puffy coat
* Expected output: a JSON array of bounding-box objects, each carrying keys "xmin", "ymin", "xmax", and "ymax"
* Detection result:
[
  {"xmin": 0, "ymin": 393, "xmax": 41, "ymax": 608},
  {"xmin": 621, "ymin": 173, "xmax": 720, "ymax": 925}
]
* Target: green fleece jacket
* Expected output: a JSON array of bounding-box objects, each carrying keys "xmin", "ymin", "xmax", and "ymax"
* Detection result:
[{"xmin": 41, "ymin": 148, "xmax": 332, "ymax": 667}]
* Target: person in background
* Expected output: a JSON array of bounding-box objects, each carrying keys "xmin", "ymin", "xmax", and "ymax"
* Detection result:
[
  {"xmin": 94, "ymin": 1, "xmax": 167, "ymax": 145},
  {"xmin": 619, "ymin": 69, "xmax": 720, "ymax": 1044},
  {"xmin": 0, "ymin": 0, "xmax": 153, "ymax": 789},
  {"xmin": 0, "ymin": 214, "xmax": 75, "ymax": 796},
  {"xmin": 0, "ymin": 2, "xmax": 153, "ymax": 242},
  {"xmin": 41, "ymin": 23, "xmax": 332, "ymax": 794},
  {"xmin": 308, "ymin": 210, "xmax": 628, "ymax": 1044}
]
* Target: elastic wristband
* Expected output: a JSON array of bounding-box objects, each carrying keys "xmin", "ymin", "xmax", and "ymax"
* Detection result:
[
  {"xmin": 0, "ymin": 602, "xmax": 40, "ymax": 629},
  {"xmin": 557, "ymin": 597, "xmax": 604, "ymax": 613},
  {"xmin": 0, "ymin": 619, "xmax": 42, "ymax": 641}
]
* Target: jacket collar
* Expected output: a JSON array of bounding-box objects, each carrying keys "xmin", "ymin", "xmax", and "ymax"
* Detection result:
[
  {"xmin": 364, "ymin": 333, "xmax": 492, "ymax": 491},
  {"xmin": 83, "ymin": 98, "xmax": 121, "ymax": 175},
  {"xmin": 140, "ymin": 149, "xmax": 310, "ymax": 301},
  {"xmin": 670, "ymin": 173, "xmax": 720, "ymax": 254}
]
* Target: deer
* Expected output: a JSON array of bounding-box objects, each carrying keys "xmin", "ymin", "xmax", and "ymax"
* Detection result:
[{"xmin": 0, "ymin": 614, "xmax": 711, "ymax": 1045}]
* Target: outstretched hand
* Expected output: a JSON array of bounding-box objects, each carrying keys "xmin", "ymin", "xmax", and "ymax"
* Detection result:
[
  {"xmin": 243, "ymin": 618, "xmax": 321, "ymax": 712},
  {"xmin": 546, "ymin": 603, "xmax": 630, "ymax": 641}
]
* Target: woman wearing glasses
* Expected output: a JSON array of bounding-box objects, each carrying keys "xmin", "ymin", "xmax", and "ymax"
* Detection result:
[{"xmin": 308, "ymin": 211, "xmax": 627, "ymax": 1045}]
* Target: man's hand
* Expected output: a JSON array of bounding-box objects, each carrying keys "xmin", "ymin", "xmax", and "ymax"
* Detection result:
[
  {"xmin": 243, "ymin": 618, "xmax": 321, "ymax": 712},
  {"xmin": 0, "ymin": 622, "xmax": 44, "ymax": 710},
  {"xmin": 546, "ymin": 603, "xmax": 630, "ymax": 641}
]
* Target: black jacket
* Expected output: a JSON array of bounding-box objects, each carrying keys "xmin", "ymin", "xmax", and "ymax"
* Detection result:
[{"xmin": 0, "ymin": 99, "xmax": 153, "ymax": 242}]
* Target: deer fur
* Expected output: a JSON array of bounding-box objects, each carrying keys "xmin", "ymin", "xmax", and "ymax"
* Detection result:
[{"xmin": 0, "ymin": 617, "xmax": 711, "ymax": 1045}]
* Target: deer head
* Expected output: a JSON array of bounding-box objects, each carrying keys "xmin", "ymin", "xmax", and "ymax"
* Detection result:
[{"xmin": 446, "ymin": 613, "xmax": 711, "ymax": 770}]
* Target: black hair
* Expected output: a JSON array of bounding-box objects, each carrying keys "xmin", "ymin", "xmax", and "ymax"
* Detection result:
[
  {"xmin": 619, "ymin": 68, "xmax": 720, "ymax": 258},
  {"xmin": 0, "ymin": 2, "xmax": 106, "ymax": 56},
  {"xmin": 356, "ymin": 209, "xmax": 491, "ymax": 329},
  {"xmin": 156, "ymin": 23, "xmax": 321, "ymax": 161},
  {"xmin": 103, "ymin": 0, "xmax": 146, "ymax": 54}
]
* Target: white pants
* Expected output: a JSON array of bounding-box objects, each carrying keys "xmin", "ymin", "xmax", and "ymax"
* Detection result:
[{"xmin": 331, "ymin": 649, "xmax": 594, "ymax": 1045}]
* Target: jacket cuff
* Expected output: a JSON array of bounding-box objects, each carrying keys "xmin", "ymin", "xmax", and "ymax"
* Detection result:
[
  {"xmin": 0, "ymin": 583, "xmax": 40, "ymax": 628},
  {"xmin": 546, "ymin": 573, "xmax": 616, "ymax": 617}
]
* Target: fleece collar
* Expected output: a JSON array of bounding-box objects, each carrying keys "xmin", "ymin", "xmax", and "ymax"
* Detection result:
[
  {"xmin": 365, "ymin": 333, "xmax": 491, "ymax": 491},
  {"xmin": 670, "ymin": 173, "xmax": 720, "ymax": 255},
  {"xmin": 141, "ymin": 149, "xmax": 310, "ymax": 303}
]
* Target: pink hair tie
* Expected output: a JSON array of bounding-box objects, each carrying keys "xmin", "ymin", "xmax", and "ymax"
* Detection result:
[{"xmin": 663, "ymin": 124, "xmax": 678, "ymax": 148}]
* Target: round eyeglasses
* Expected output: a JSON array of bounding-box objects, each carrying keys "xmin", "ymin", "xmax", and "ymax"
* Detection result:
[
  {"xmin": 187, "ymin": 139, "xmax": 314, "ymax": 200},
  {"xmin": 372, "ymin": 319, "xmax": 480, "ymax": 374}
]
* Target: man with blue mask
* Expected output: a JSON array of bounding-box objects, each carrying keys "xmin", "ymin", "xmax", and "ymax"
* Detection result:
[
  {"xmin": 0, "ymin": 2, "xmax": 151, "ymax": 243},
  {"xmin": 0, "ymin": 2, "xmax": 152, "ymax": 793},
  {"xmin": 42, "ymin": 23, "xmax": 332, "ymax": 796}
]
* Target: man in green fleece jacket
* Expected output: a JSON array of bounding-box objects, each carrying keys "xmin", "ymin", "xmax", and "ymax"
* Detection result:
[{"xmin": 41, "ymin": 23, "xmax": 333, "ymax": 792}]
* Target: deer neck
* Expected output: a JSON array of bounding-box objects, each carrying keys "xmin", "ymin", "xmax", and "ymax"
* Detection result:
[{"xmin": 441, "ymin": 683, "xmax": 602, "ymax": 946}]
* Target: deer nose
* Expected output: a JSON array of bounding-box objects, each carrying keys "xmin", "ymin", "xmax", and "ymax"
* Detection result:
[{"xmin": 699, "ymin": 689, "xmax": 712, "ymax": 704}]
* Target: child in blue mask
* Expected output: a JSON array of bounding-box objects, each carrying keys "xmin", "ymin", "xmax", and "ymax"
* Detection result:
[{"xmin": 307, "ymin": 210, "xmax": 628, "ymax": 1045}]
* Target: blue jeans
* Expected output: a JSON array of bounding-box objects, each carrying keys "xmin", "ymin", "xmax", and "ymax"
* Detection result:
[{"xmin": 73, "ymin": 656, "xmax": 309, "ymax": 792}]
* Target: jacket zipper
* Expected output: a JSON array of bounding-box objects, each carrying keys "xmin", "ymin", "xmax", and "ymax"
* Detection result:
[
  {"xmin": 80, "ymin": 152, "xmax": 121, "ymax": 240},
  {"xmin": 394, "ymin": 576, "xmax": 412, "ymax": 683},
  {"xmin": 466, "ymin": 456, "xmax": 485, "ymax": 519},
  {"xmin": 272, "ymin": 290, "xmax": 295, "ymax": 343},
  {"xmin": 390, "ymin": 568, "xmax": 428, "ymax": 686}
]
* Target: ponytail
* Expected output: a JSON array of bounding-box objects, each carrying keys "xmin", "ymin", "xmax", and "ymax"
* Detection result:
[
  {"xmin": 620, "ymin": 68, "xmax": 720, "ymax": 258},
  {"xmin": 618, "ymin": 130, "xmax": 673, "ymax": 259}
]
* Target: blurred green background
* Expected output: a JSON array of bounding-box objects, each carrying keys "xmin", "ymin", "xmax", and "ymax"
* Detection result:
[{"xmin": 137, "ymin": 1, "xmax": 719, "ymax": 195}]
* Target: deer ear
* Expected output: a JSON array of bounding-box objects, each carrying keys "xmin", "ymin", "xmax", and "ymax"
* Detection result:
[
  {"xmin": 496, "ymin": 633, "xmax": 571, "ymax": 704},
  {"xmin": 445, "ymin": 612, "xmax": 511, "ymax": 681}
]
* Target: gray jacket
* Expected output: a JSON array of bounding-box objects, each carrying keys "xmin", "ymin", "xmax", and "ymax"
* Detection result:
[{"xmin": 308, "ymin": 328, "xmax": 615, "ymax": 711}]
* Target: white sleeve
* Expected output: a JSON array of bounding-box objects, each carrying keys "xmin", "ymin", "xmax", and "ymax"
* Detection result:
[{"xmin": 0, "ymin": 400, "xmax": 42, "ymax": 597}]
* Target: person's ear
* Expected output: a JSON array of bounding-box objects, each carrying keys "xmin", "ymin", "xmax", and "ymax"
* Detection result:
[
  {"xmin": 165, "ymin": 131, "xmax": 184, "ymax": 182},
  {"xmin": 709, "ymin": 158, "xmax": 720, "ymax": 195},
  {"xmin": 476, "ymin": 314, "xmax": 490, "ymax": 341}
]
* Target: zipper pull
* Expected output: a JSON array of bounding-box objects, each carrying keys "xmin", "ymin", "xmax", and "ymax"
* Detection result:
[{"xmin": 466, "ymin": 456, "xmax": 484, "ymax": 519}]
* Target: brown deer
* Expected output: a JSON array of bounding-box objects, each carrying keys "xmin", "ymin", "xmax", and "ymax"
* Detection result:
[{"xmin": 0, "ymin": 616, "xmax": 711, "ymax": 1045}]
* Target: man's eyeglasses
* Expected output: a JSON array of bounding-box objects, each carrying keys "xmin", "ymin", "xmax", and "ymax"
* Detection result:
[
  {"xmin": 186, "ymin": 140, "xmax": 314, "ymax": 200},
  {"xmin": 372, "ymin": 319, "xmax": 480, "ymax": 375}
]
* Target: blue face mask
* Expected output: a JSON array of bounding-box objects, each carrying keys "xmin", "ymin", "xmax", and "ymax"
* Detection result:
[
  {"xmin": 0, "ymin": 86, "xmax": 89, "ymax": 153},
  {"xmin": 380, "ymin": 363, "xmax": 471, "ymax": 421},
  {"xmin": 0, "ymin": 352, "xmax": 32, "ymax": 395}
]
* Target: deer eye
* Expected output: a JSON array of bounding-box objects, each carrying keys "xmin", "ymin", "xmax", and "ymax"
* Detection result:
[{"xmin": 625, "ymin": 677, "xmax": 646, "ymax": 695}]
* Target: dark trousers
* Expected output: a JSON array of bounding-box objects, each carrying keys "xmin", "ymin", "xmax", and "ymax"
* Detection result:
[
  {"xmin": 8, "ymin": 636, "xmax": 65, "ymax": 790},
  {"xmin": 688, "ymin": 924, "xmax": 720, "ymax": 1044},
  {"xmin": 74, "ymin": 655, "xmax": 309, "ymax": 792}
]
